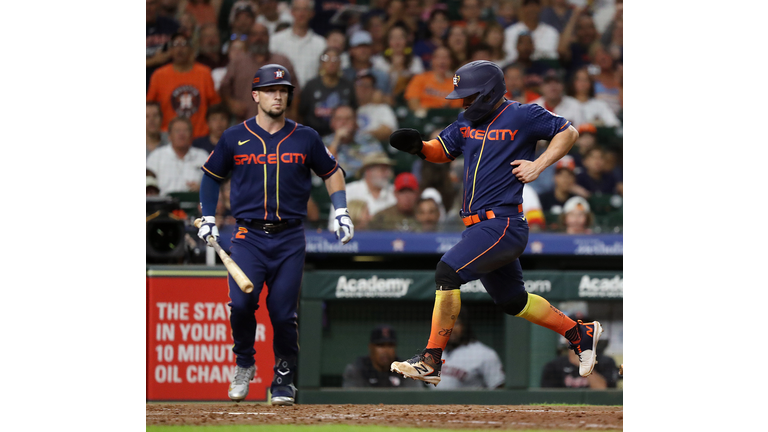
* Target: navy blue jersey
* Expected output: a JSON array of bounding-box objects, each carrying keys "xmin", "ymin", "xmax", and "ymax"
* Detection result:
[
  {"xmin": 202, "ymin": 118, "xmax": 340, "ymax": 221},
  {"xmin": 437, "ymin": 101, "xmax": 571, "ymax": 213}
]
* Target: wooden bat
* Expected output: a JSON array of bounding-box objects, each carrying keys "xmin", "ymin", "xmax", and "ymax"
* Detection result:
[{"xmin": 194, "ymin": 218, "xmax": 254, "ymax": 293}]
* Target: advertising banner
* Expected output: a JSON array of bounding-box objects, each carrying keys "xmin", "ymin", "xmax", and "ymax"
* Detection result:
[
  {"xmin": 146, "ymin": 274, "xmax": 274, "ymax": 401},
  {"xmin": 301, "ymin": 270, "xmax": 623, "ymax": 301}
]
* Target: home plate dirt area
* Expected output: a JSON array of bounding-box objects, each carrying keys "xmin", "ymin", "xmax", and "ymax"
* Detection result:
[{"xmin": 146, "ymin": 403, "xmax": 623, "ymax": 430}]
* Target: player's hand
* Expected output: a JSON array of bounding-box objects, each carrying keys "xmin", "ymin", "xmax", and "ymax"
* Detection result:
[
  {"xmin": 389, "ymin": 128, "xmax": 425, "ymax": 159},
  {"xmin": 511, "ymin": 160, "xmax": 542, "ymax": 183},
  {"xmin": 197, "ymin": 215, "xmax": 219, "ymax": 246},
  {"xmin": 333, "ymin": 208, "xmax": 354, "ymax": 244}
]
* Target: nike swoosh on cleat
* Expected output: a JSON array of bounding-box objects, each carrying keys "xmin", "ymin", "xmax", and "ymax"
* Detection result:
[{"xmin": 277, "ymin": 370, "xmax": 290, "ymax": 376}]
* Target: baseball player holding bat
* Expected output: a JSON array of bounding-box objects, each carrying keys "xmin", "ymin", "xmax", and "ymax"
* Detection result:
[
  {"xmin": 197, "ymin": 64, "xmax": 353, "ymax": 405},
  {"xmin": 389, "ymin": 61, "xmax": 602, "ymax": 386}
]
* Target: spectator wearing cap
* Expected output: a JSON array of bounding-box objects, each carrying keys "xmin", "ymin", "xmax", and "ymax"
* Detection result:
[
  {"xmin": 327, "ymin": 152, "xmax": 396, "ymax": 231},
  {"xmin": 222, "ymin": 1, "xmax": 258, "ymax": 55},
  {"xmin": 146, "ymin": 31, "xmax": 222, "ymax": 138},
  {"xmin": 256, "ymin": 0, "xmax": 294, "ymax": 35},
  {"xmin": 354, "ymin": 70, "xmax": 399, "ymax": 143},
  {"xmin": 218, "ymin": 22, "xmax": 299, "ymax": 123},
  {"xmin": 270, "ymin": 0, "xmax": 327, "ymax": 88},
  {"xmin": 342, "ymin": 325, "xmax": 424, "ymax": 388},
  {"xmin": 503, "ymin": 0, "xmax": 560, "ymax": 64},
  {"xmin": 343, "ymin": 31, "xmax": 393, "ymax": 100},
  {"xmin": 147, "ymin": 174, "xmax": 161, "ymax": 196},
  {"xmin": 559, "ymin": 196, "xmax": 594, "ymax": 234},
  {"xmin": 575, "ymin": 146, "xmax": 619, "ymax": 196},
  {"xmin": 412, "ymin": 9, "xmax": 450, "ymax": 70},
  {"xmin": 322, "ymin": 105, "xmax": 383, "ymax": 180},
  {"xmin": 299, "ymin": 47, "xmax": 358, "ymax": 136},
  {"xmin": 567, "ymin": 67, "xmax": 620, "ymax": 128},
  {"xmin": 531, "ymin": 69, "xmax": 585, "ymax": 128},
  {"xmin": 538, "ymin": 155, "xmax": 589, "ymax": 221},
  {"xmin": 192, "ymin": 103, "xmax": 232, "ymax": 153},
  {"xmin": 403, "ymin": 46, "xmax": 464, "ymax": 113},
  {"xmin": 415, "ymin": 196, "xmax": 442, "ymax": 232},
  {"xmin": 369, "ymin": 172, "xmax": 420, "ymax": 231}
]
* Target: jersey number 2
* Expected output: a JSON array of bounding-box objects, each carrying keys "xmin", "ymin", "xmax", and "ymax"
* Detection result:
[{"xmin": 236, "ymin": 227, "xmax": 248, "ymax": 239}]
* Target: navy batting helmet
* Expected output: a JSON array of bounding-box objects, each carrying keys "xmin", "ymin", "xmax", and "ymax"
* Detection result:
[
  {"xmin": 251, "ymin": 64, "xmax": 295, "ymax": 106},
  {"xmin": 446, "ymin": 61, "xmax": 507, "ymax": 124}
]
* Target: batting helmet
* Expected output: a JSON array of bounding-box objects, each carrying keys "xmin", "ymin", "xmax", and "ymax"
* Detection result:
[
  {"xmin": 251, "ymin": 64, "xmax": 295, "ymax": 107},
  {"xmin": 446, "ymin": 60, "xmax": 507, "ymax": 124}
]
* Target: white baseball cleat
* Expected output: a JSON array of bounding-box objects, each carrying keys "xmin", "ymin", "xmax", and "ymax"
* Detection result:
[
  {"xmin": 390, "ymin": 350, "xmax": 444, "ymax": 386},
  {"xmin": 228, "ymin": 365, "xmax": 256, "ymax": 401}
]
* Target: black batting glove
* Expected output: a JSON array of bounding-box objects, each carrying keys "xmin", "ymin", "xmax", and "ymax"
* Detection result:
[{"xmin": 389, "ymin": 128, "xmax": 426, "ymax": 160}]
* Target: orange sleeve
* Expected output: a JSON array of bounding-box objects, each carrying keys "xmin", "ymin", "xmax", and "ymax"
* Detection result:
[{"xmin": 421, "ymin": 139, "xmax": 453, "ymax": 164}]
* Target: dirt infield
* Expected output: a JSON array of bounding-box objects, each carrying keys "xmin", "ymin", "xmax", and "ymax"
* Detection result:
[{"xmin": 147, "ymin": 403, "xmax": 623, "ymax": 430}]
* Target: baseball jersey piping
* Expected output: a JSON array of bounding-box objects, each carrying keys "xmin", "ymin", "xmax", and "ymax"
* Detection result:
[
  {"xmin": 455, "ymin": 217, "xmax": 510, "ymax": 272},
  {"xmin": 436, "ymin": 136, "xmax": 455, "ymax": 161},
  {"xmin": 274, "ymin": 122, "xmax": 298, "ymax": 221},
  {"xmin": 243, "ymin": 121, "xmax": 269, "ymax": 220},
  {"xmin": 467, "ymin": 103, "xmax": 512, "ymax": 212}
]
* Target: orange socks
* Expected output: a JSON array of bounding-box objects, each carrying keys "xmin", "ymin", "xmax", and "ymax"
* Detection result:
[
  {"xmin": 426, "ymin": 289, "xmax": 462, "ymax": 350},
  {"xmin": 515, "ymin": 293, "xmax": 578, "ymax": 341}
]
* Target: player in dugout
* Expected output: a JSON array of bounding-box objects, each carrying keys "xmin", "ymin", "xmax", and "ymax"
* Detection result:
[{"xmin": 388, "ymin": 60, "xmax": 603, "ymax": 386}]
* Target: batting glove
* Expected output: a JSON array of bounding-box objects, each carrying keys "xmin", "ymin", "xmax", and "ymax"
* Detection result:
[
  {"xmin": 197, "ymin": 215, "xmax": 219, "ymax": 245},
  {"xmin": 389, "ymin": 128, "xmax": 426, "ymax": 159},
  {"xmin": 333, "ymin": 208, "xmax": 354, "ymax": 244}
]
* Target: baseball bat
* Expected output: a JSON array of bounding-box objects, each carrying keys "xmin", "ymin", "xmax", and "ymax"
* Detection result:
[{"xmin": 194, "ymin": 218, "xmax": 254, "ymax": 293}]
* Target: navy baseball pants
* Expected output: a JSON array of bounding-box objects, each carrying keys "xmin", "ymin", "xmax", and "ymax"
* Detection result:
[
  {"xmin": 441, "ymin": 214, "xmax": 529, "ymax": 305},
  {"xmin": 227, "ymin": 222, "xmax": 306, "ymax": 369}
]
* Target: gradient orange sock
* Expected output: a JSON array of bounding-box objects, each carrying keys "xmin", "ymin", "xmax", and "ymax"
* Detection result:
[
  {"xmin": 426, "ymin": 289, "xmax": 462, "ymax": 350},
  {"xmin": 516, "ymin": 293, "xmax": 580, "ymax": 343}
]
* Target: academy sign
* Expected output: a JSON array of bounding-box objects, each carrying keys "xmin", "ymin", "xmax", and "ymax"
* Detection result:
[{"xmin": 335, "ymin": 276, "xmax": 413, "ymax": 298}]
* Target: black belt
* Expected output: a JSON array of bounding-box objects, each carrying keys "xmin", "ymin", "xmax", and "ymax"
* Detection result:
[
  {"xmin": 460, "ymin": 204, "xmax": 523, "ymax": 227},
  {"xmin": 237, "ymin": 218, "xmax": 301, "ymax": 234}
]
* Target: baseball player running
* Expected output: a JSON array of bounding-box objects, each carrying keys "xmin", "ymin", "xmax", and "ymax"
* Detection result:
[
  {"xmin": 389, "ymin": 61, "xmax": 602, "ymax": 386},
  {"xmin": 197, "ymin": 64, "xmax": 354, "ymax": 405}
]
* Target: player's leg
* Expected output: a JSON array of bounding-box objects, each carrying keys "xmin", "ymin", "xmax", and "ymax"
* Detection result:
[
  {"xmin": 263, "ymin": 225, "xmax": 306, "ymax": 405},
  {"xmin": 483, "ymin": 259, "xmax": 603, "ymax": 377},
  {"xmin": 391, "ymin": 218, "xmax": 520, "ymax": 385},
  {"xmin": 227, "ymin": 233, "xmax": 267, "ymax": 400}
]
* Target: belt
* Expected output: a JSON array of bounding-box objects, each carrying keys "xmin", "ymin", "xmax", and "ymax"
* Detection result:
[
  {"xmin": 237, "ymin": 218, "xmax": 301, "ymax": 234},
  {"xmin": 460, "ymin": 204, "xmax": 523, "ymax": 227}
]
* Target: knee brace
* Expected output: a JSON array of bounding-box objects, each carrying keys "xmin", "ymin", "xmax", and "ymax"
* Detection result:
[
  {"xmin": 501, "ymin": 291, "xmax": 530, "ymax": 316},
  {"xmin": 435, "ymin": 260, "xmax": 463, "ymax": 290}
]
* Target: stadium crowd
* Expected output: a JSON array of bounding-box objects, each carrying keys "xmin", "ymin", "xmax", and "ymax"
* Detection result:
[{"xmin": 146, "ymin": 0, "xmax": 623, "ymax": 234}]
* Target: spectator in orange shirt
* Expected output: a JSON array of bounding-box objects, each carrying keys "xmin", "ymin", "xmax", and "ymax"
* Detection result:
[
  {"xmin": 404, "ymin": 46, "xmax": 463, "ymax": 112},
  {"xmin": 147, "ymin": 31, "xmax": 222, "ymax": 138}
]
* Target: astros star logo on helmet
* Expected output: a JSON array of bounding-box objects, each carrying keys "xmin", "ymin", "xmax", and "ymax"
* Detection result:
[
  {"xmin": 275, "ymin": 69, "xmax": 285, "ymax": 78},
  {"xmin": 453, "ymin": 75, "xmax": 460, "ymax": 87}
]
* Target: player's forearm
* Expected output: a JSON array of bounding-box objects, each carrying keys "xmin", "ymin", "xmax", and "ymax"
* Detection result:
[
  {"xmin": 533, "ymin": 125, "xmax": 578, "ymax": 172},
  {"xmin": 323, "ymin": 169, "xmax": 347, "ymax": 197},
  {"xmin": 199, "ymin": 174, "xmax": 222, "ymax": 216}
]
